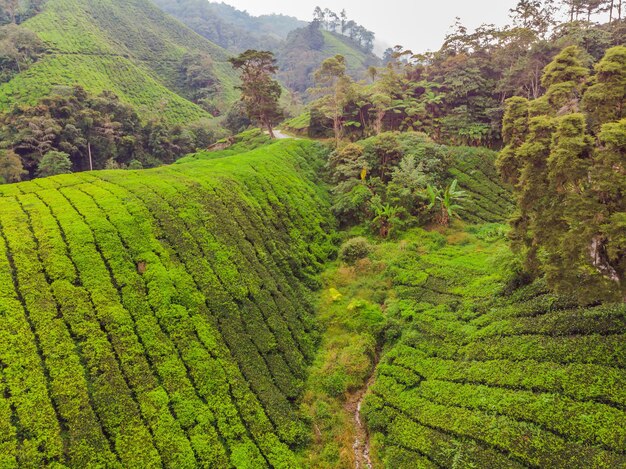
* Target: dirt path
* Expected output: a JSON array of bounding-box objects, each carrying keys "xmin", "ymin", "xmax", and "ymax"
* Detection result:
[
  {"xmin": 265, "ymin": 129, "xmax": 297, "ymax": 140},
  {"xmin": 345, "ymin": 355, "xmax": 380, "ymax": 469}
]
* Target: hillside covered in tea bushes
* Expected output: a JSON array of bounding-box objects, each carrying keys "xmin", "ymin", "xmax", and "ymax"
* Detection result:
[
  {"xmin": 357, "ymin": 228, "xmax": 626, "ymax": 468},
  {"xmin": 0, "ymin": 139, "xmax": 335, "ymax": 467},
  {"xmin": 0, "ymin": 0, "xmax": 239, "ymax": 123}
]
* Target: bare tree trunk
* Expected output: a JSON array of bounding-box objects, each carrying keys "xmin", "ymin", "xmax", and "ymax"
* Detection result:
[
  {"xmin": 265, "ymin": 118, "xmax": 276, "ymax": 139},
  {"xmin": 610, "ymin": 0, "xmax": 615, "ymax": 21},
  {"xmin": 88, "ymin": 142, "xmax": 93, "ymax": 171},
  {"xmin": 589, "ymin": 235, "xmax": 621, "ymax": 285}
]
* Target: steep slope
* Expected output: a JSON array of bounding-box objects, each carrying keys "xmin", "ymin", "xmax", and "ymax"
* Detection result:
[
  {"xmin": 150, "ymin": 1, "xmax": 381, "ymax": 96},
  {"xmin": 0, "ymin": 0, "xmax": 238, "ymax": 123},
  {"xmin": 0, "ymin": 140, "xmax": 335, "ymax": 467},
  {"xmin": 153, "ymin": 0, "xmax": 306, "ymax": 52},
  {"xmin": 279, "ymin": 27, "xmax": 381, "ymax": 94},
  {"xmin": 361, "ymin": 229, "xmax": 626, "ymax": 468}
]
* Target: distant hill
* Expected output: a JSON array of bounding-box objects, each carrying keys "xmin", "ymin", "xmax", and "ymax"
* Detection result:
[
  {"xmin": 152, "ymin": 0, "xmax": 306, "ymax": 52},
  {"xmin": 279, "ymin": 26, "xmax": 381, "ymax": 94},
  {"xmin": 0, "ymin": 0, "xmax": 239, "ymax": 123},
  {"xmin": 152, "ymin": 1, "xmax": 381, "ymax": 96}
]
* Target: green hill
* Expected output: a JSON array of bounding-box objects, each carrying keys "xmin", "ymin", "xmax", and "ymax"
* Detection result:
[
  {"xmin": 0, "ymin": 0, "xmax": 239, "ymax": 123},
  {"xmin": 152, "ymin": 0, "xmax": 306, "ymax": 52},
  {"xmin": 359, "ymin": 229, "xmax": 626, "ymax": 468},
  {"xmin": 0, "ymin": 132, "xmax": 624, "ymax": 468},
  {"xmin": 0, "ymin": 139, "xmax": 334, "ymax": 467},
  {"xmin": 279, "ymin": 27, "xmax": 381, "ymax": 94}
]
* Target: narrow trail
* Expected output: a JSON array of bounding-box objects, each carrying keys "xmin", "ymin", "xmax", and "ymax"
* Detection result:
[
  {"xmin": 346, "ymin": 354, "xmax": 380, "ymax": 469},
  {"xmin": 267, "ymin": 130, "xmax": 298, "ymax": 140}
]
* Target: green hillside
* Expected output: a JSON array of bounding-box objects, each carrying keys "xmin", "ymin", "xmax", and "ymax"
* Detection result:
[
  {"xmin": 0, "ymin": 0, "xmax": 239, "ymax": 123},
  {"xmin": 0, "ymin": 139, "xmax": 335, "ymax": 467},
  {"xmin": 321, "ymin": 31, "xmax": 376, "ymax": 78},
  {"xmin": 360, "ymin": 229, "xmax": 626, "ymax": 468},
  {"xmin": 152, "ymin": 0, "xmax": 306, "ymax": 52},
  {"xmin": 278, "ymin": 26, "xmax": 380, "ymax": 94}
]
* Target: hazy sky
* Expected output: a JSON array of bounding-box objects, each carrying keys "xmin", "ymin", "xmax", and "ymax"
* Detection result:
[{"xmin": 220, "ymin": 0, "xmax": 521, "ymax": 53}]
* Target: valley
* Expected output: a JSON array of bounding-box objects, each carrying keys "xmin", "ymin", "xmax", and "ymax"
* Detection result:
[{"xmin": 0, "ymin": 0, "xmax": 624, "ymax": 468}]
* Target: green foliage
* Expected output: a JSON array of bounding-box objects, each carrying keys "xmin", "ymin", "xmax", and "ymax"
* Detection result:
[
  {"xmin": 427, "ymin": 179, "xmax": 468, "ymax": 226},
  {"xmin": 0, "ymin": 139, "xmax": 336, "ymax": 466},
  {"xmin": 338, "ymin": 237, "xmax": 371, "ymax": 265},
  {"xmin": 0, "ymin": 86, "xmax": 217, "ymax": 179},
  {"xmin": 582, "ymin": 45, "xmax": 626, "ymax": 131},
  {"xmin": 501, "ymin": 46, "xmax": 626, "ymax": 302},
  {"xmin": 36, "ymin": 150, "xmax": 71, "ymax": 177},
  {"xmin": 0, "ymin": 0, "xmax": 240, "ymax": 124},
  {"xmin": 0, "ymin": 23, "xmax": 44, "ymax": 83},
  {"xmin": 352, "ymin": 226, "xmax": 626, "ymax": 468},
  {"xmin": 327, "ymin": 132, "xmax": 514, "ymax": 233},
  {"xmin": 542, "ymin": 46, "xmax": 589, "ymax": 111},
  {"xmin": 0, "ymin": 148, "xmax": 24, "ymax": 183}
]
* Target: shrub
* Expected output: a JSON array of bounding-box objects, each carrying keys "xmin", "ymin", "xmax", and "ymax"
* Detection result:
[{"xmin": 339, "ymin": 237, "xmax": 371, "ymax": 265}]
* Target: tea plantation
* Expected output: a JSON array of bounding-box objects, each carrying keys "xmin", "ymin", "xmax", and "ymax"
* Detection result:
[
  {"xmin": 0, "ymin": 0, "xmax": 239, "ymax": 123},
  {"xmin": 360, "ymin": 227, "xmax": 626, "ymax": 468},
  {"xmin": 0, "ymin": 140, "xmax": 335, "ymax": 467}
]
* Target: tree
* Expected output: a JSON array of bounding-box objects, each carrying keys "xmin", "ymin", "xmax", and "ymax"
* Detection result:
[
  {"xmin": 0, "ymin": 23, "xmax": 44, "ymax": 81},
  {"xmin": 497, "ymin": 96, "xmax": 530, "ymax": 185},
  {"xmin": 427, "ymin": 179, "xmax": 467, "ymax": 226},
  {"xmin": 0, "ymin": 149, "xmax": 25, "ymax": 183},
  {"xmin": 229, "ymin": 50, "xmax": 283, "ymax": 138},
  {"xmin": 340, "ymin": 9, "xmax": 347, "ymax": 34},
  {"xmin": 586, "ymin": 118, "xmax": 626, "ymax": 298},
  {"xmin": 310, "ymin": 55, "xmax": 353, "ymax": 144},
  {"xmin": 582, "ymin": 46, "xmax": 626, "ymax": 131},
  {"xmin": 541, "ymin": 45, "xmax": 588, "ymax": 113},
  {"xmin": 36, "ymin": 151, "xmax": 72, "ymax": 178},
  {"xmin": 372, "ymin": 202, "xmax": 402, "ymax": 238},
  {"xmin": 500, "ymin": 46, "xmax": 626, "ymax": 302},
  {"xmin": 510, "ymin": 0, "xmax": 557, "ymax": 38}
]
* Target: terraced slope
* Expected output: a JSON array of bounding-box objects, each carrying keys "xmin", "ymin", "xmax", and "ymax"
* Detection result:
[
  {"xmin": 0, "ymin": 140, "xmax": 334, "ymax": 467},
  {"xmin": 320, "ymin": 31, "xmax": 377, "ymax": 79},
  {"xmin": 361, "ymin": 228, "xmax": 626, "ymax": 468},
  {"xmin": 0, "ymin": 0, "xmax": 238, "ymax": 123}
]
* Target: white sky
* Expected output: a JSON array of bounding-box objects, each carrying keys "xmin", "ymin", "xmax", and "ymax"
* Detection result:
[{"xmin": 219, "ymin": 0, "xmax": 521, "ymax": 53}]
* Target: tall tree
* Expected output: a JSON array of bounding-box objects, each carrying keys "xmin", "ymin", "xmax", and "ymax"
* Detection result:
[
  {"xmin": 0, "ymin": 149, "xmax": 25, "ymax": 183},
  {"xmin": 229, "ymin": 50, "xmax": 283, "ymax": 139},
  {"xmin": 582, "ymin": 45, "xmax": 626, "ymax": 131},
  {"xmin": 310, "ymin": 55, "xmax": 354, "ymax": 144},
  {"xmin": 541, "ymin": 45, "xmax": 588, "ymax": 113},
  {"xmin": 501, "ymin": 46, "xmax": 626, "ymax": 302}
]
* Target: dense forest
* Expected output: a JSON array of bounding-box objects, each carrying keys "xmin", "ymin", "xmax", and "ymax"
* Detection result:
[{"xmin": 0, "ymin": 0, "xmax": 624, "ymax": 467}]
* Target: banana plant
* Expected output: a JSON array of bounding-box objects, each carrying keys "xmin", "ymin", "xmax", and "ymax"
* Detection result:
[
  {"xmin": 372, "ymin": 201, "xmax": 402, "ymax": 238},
  {"xmin": 427, "ymin": 179, "xmax": 467, "ymax": 226}
]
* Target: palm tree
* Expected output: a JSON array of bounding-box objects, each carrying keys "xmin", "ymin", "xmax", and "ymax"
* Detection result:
[
  {"xmin": 372, "ymin": 203, "xmax": 401, "ymax": 238},
  {"xmin": 427, "ymin": 179, "xmax": 467, "ymax": 226}
]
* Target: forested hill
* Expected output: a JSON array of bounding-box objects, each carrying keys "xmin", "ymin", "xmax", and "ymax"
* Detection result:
[
  {"xmin": 152, "ymin": 0, "xmax": 307, "ymax": 52},
  {"xmin": 0, "ymin": 139, "xmax": 335, "ymax": 467},
  {"xmin": 0, "ymin": 0, "xmax": 238, "ymax": 123},
  {"xmin": 279, "ymin": 27, "xmax": 381, "ymax": 94},
  {"xmin": 152, "ymin": 1, "xmax": 381, "ymax": 95}
]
